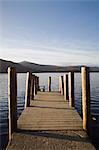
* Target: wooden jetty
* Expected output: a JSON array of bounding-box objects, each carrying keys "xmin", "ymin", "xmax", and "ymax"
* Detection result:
[
  {"xmin": 18, "ymin": 92, "xmax": 82, "ymax": 131},
  {"xmin": 7, "ymin": 67, "xmax": 95, "ymax": 150}
]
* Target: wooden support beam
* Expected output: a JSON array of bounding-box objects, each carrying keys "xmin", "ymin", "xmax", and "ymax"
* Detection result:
[
  {"xmin": 33, "ymin": 75, "xmax": 36, "ymax": 96},
  {"xmin": 60, "ymin": 76, "xmax": 64, "ymax": 95},
  {"xmin": 69, "ymin": 72, "xmax": 74, "ymax": 107},
  {"xmin": 64, "ymin": 74, "xmax": 69, "ymax": 100},
  {"xmin": 81, "ymin": 67, "xmax": 90, "ymax": 130},
  {"xmin": 8, "ymin": 67, "xmax": 17, "ymax": 141},
  {"xmin": 25, "ymin": 72, "xmax": 32, "ymax": 108},
  {"xmin": 35, "ymin": 76, "xmax": 37, "ymax": 95},
  {"xmin": 33, "ymin": 75, "xmax": 37, "ymax": 95},
  {"xmin": 30, "ymin": 75, "xmax": 34, "ymax": 100},
  {"xmin": 37, "ymin": 76, "xmax": 39, "ymax": 91},
  {"xmin": 59, "ymin": 76, "xmax": 61, "ymax": 93},
  {"xmin": 48, "ymin": 76, "xmax": 51, "ymax": 92}
]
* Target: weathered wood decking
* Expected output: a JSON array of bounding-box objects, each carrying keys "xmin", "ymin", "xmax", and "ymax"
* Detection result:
[
  {"xmin": 18, "ymin": 92, "xmax": 82, "ymax": 130},
  {"xmin": 7, "ymin": 91, "xmax": 95, "ymax": 150}
]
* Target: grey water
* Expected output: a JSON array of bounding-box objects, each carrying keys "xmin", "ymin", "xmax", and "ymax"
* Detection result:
[{"xmin": 0, "ymin": 73, "xmax": 99, "ymax": 149}]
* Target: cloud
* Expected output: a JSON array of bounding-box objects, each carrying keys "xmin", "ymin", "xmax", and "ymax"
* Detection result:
[
  {"xmin": 0, "ymin": 36, "xmax": 99, "ymax": 65},
  {"xmin": 0, "ymin": 47, "xmax": 99, "ymax": 66},
  {"xmin": 1, "ymin": 36, "xmax": 99, "ymax": 52}
]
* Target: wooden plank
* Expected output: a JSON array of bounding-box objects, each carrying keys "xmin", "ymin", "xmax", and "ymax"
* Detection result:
[
  {"xmin": 7, "ymin": 91, "xmax": 95, "ymax": 150},
  {"xmin": 17, "ymin": 126, "xmax": 83, "ymax": 131},
  {"xmin": 17, "ymin": 92, "xmax": 83, "ymax": 131}
]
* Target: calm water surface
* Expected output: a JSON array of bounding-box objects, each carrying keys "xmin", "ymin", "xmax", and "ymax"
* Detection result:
[{"xmin": 0, "ymin": 73, "xmax": 99, "ymax": 149}]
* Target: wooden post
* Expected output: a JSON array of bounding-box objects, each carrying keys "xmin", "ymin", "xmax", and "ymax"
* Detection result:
[
  {"xmin": 59, "ymin": 76, "xmax": 61, "ymax": 93},
  {"xmin": 35, "ymin": 76, "xmax": 37, "ymax": 95},
  {"xmin": 30, "ymin": 75, "xmax": 34, "ymax": 100},
  {"xmin": 64, "ymin": 74, "xmax": 69, "ymax": 100},
  {"xmin": 48, "ymin": 76, "xmax": 51, "ymax": 92},
  {"xmin": 34, "ymin": 75, "xmax": 37, "ymax": 95},
  {"xmin": 81, "ymin": 67, "xmax": 90, "ymax": 130},
  {"xmin": 37, "ymin": 76, "xmax": 39, "ymax": 91},
  {"xmin": 33, "ymin": 75, "xmax": 36, "ymax": 95},
  {"xmin": 25, "ymin": 72, "xmax": 32, "ymax": 108},
  {"xmin": 69, "ymin": 72, "xmax": 74, "ymax": 107},
  {"xmin": 8, "ymin": 67, "xmax": 17, "ymax": 141},
  {"xmin": 60, "ymin": 76, "xmax": 64, "ymax": 95}
]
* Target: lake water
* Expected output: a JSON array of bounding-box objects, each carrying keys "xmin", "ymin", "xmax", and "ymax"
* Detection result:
[{"xmin": 0, "ymin": 73, "xmax": 99, "ymax": 149}]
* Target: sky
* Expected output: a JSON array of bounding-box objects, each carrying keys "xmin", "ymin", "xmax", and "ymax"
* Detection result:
[{"xmin": 0, "ymin": 0, "xmax": 99, "ymax": 66}]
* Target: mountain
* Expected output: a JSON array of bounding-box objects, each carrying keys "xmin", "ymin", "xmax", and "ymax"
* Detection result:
[
  {"xmin": 19, "ymin": 61, "xmax": 59, "ymax": 72},
  {"xmin": 19, "ymin": 61, "xmax": 99, "ymax": 72},
  {"xmin": 90, "ymin": 67, "xmax": 99, "ymax": 72},
  {"xmin": 0, "ymin": 59, "xmax": 99, "ymax": 73},
  {"xmin": 0, "ymin": 59, "xmax": 33, "ymax": 73},
  {"xmin": 19, "ymin": 61, "xmax": 81, "ymax": 72}
]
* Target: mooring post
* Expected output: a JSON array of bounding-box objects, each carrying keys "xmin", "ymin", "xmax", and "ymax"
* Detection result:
[
  {"xmin": 34, "ymin": 75, "xmax": 37, "ymax": 95},
  {"xmin": 33, "ymin": 75, "xmax": 36, "ymax": 95},
  {"xmin": 69, "ymin": 72, "xmax": 74, "ymax": 107},
  {"xmin": 81, "ymin": 67, "xmax": 90, "ymax": 130},
  {"xmin": 35, "ymin": 76, "xmax": 37, "ymax": 95},
  {"xmin": 64, "ymin": 74, "xmax": 69, "ymax": 100},
  {"xmin": 25, "ymin": 72, "xmax": 32, "ymax": 108},
  {"xmin": 48, "ymin": 76, "xmax": 51, "ymax": 92},
  {"xmin": 8, "ymin": 67, "xmax": 17, "ymax": 141},
  {"xmin": 60, "ymin": 76, "xmax": 64, "ymax": 95},
  {"xmin": 37, "ymin": 76, "xmax": 39, "ymax": 91},
  {"xmin": 30, "ymin": 75, "xmax": 34, "ymax": 100},
  {"xmin": 59, "ymin": 76, "xmax": 61, "ymax": 93}
]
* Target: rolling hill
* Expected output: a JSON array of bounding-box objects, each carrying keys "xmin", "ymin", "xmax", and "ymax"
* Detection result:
[{"xmin": 0, "ymin": 59, "xmax": 99, "ymax": 73}]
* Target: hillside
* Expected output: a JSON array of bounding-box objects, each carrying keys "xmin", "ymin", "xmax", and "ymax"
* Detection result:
[
  {"xmin": 0, "ymin": 59, "xmax": 99, "ymax": 73},
  {"xmin": 19, "ymin": 61, "xmax": 59, "ymax": 72},
  {"xmin": 0, "ymin": 59, "xmax": 33, "ymax": 73}
]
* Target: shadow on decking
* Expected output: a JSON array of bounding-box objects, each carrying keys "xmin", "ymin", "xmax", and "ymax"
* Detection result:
[
  {"xmin": 33, "ymin": 99, "xmax": 69, "ymax": 102},
  {"xmin": 29, "ymin": 105, "xmax": 74, "ymax": 110},
  {"xmin": 17, "ymin": 129, "xmax": 90, "ymax": 143}
]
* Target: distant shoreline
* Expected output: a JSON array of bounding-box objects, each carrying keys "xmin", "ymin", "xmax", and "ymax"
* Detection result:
[{"xmin": 0, "ymin": 59, "xmax": 99, "ymax": 73}]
